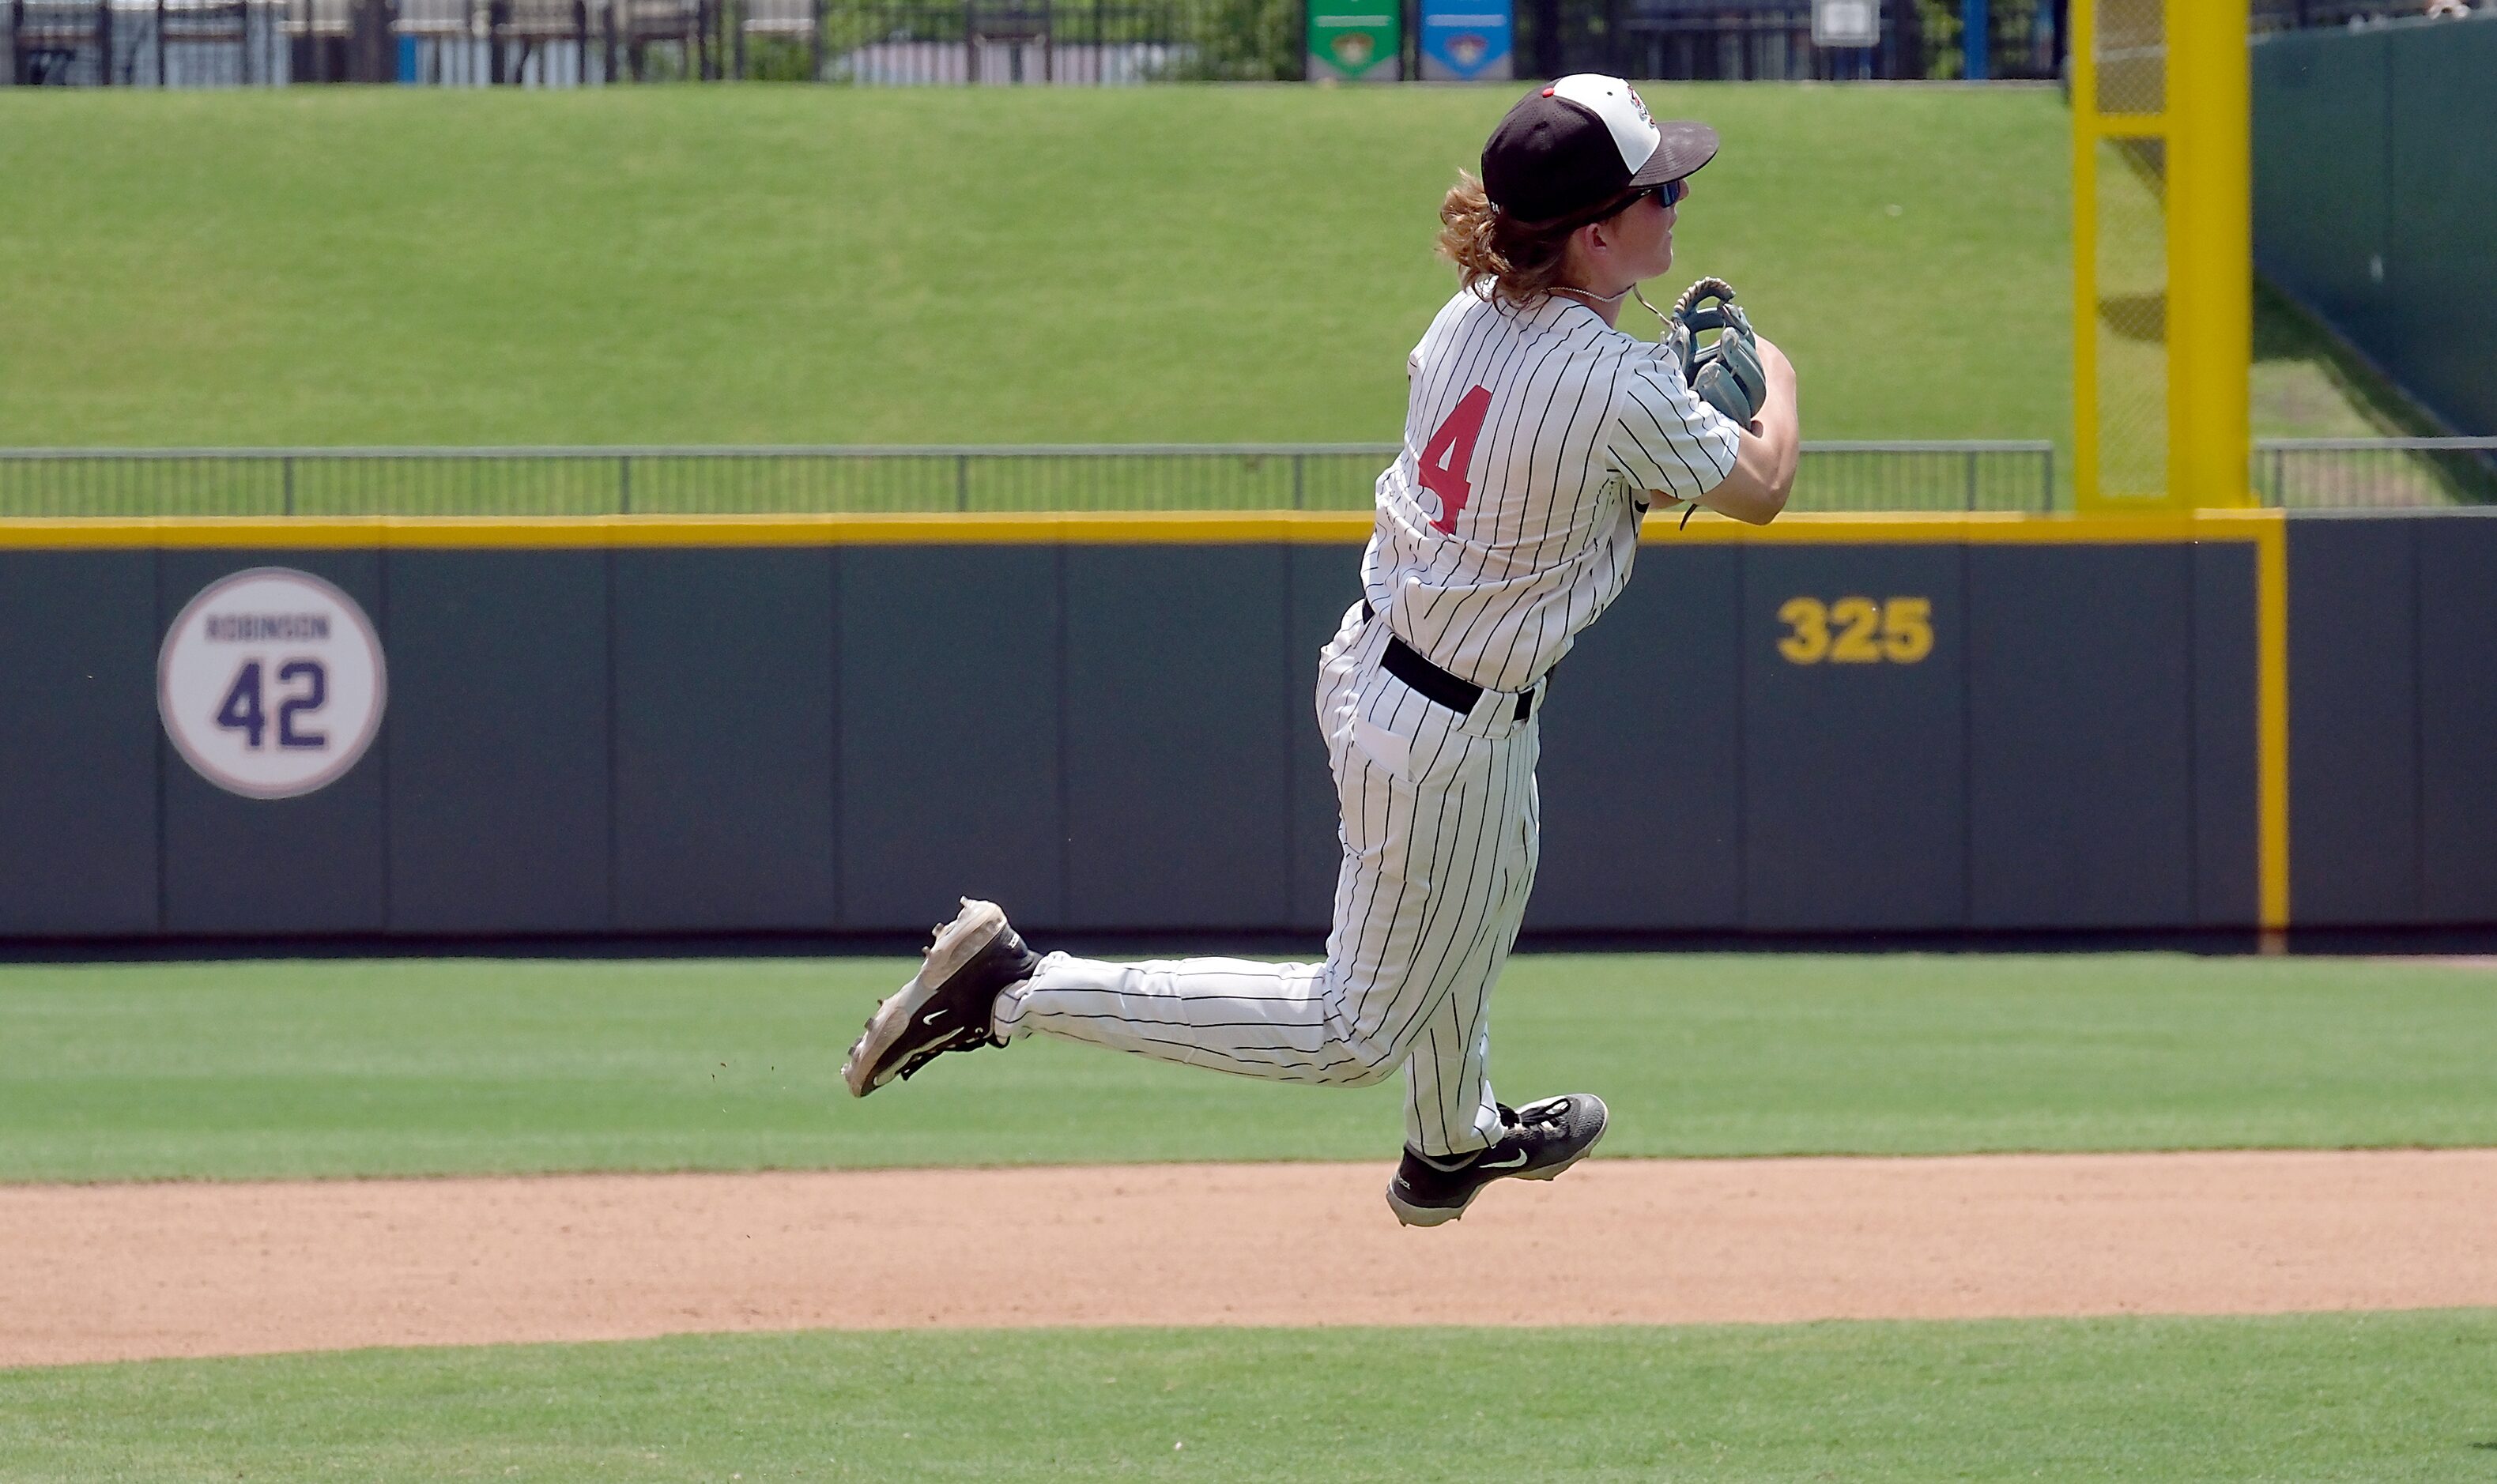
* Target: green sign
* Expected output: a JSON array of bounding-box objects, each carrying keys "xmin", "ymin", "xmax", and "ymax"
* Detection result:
[{"xmin": 1307, "ymin": 6, "xmax": 1401, "ymax": 80}]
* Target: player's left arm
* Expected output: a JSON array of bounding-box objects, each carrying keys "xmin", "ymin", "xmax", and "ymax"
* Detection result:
[
  {"xmin": 1690, "ymin": 335, "xmax": 1799, "ymax": 525},
  {"xmin": 1609, "ymin": 337, "xmax": 1797, "ymax": 525}
]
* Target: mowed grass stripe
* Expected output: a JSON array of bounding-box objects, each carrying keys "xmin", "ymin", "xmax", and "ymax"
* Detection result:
[
  {"xmin": 4, "ymin": 1313, "xmax": 2494, "ymax": 1482},
  {"xmin": 2, "ymin": 952, "xmax": 2492, "ymax": 1182}
]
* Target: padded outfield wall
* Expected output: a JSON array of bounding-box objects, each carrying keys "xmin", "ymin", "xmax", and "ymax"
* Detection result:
[
  {"xmin": 2254, "ymin": 13, "xmax": 2497, "ymax": 437},
  {"xmin": 1, "ymin": 510, "xmax": 2491, "ymax": 940}
]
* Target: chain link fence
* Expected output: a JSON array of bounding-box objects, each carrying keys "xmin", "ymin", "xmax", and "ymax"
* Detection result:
[
  {"xmin": 0, "ymin": 442, "xmax": 2060, "ymax": 517},
  {"xmin": 8, "ymin": 441, "xmax": 2487, "ymax": 516},
  {"xmin": 2254, "ymin": 439, "xmax": 2497, "ymax": 510}
]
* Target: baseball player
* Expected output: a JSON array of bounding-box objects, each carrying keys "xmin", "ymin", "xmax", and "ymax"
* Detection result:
[{"xmin": 846, "ymin": 76, "xmax": 1800, "ymax": 1226}]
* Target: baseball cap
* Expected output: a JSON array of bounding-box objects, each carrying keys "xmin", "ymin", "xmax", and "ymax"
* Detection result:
[{"xmin": 1480, "ymin": 75, "xmax": 1719, "ymax": 226}]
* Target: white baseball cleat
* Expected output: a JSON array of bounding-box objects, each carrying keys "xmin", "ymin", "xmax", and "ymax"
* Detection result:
[{"xmin": 841, "ymin": 898, "xmax": 1041, "ymax": 1098}]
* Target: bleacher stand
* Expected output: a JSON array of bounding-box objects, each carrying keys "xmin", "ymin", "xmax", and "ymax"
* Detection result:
[
  {"xmin": 393, "ymin": 0, "xmax": 479, "ymax": 81},
  {"xmin": 282, "ymin": 0, "xmax": 392, "ymax": 79},
  {"xmin": 9, "ymin": 0, "xmax": 110, "ymax": 82},
  {"xmin": 488, "ymin": 0, "xmax": 588, "ymax": 81},
  {"xmin": 159, "ymin": 0, "xmax": 255, "ymax": 81},
  {"xmin": 614, "ymin": 0, "xmax": 706, "ymax": 77},
  {"xmin": 735, "ymin": 0, "xmax": 817, "ymax": 77},
  {"xmin": 968, "ymin": 1, "xmax": 1047, "ymax": 81}
]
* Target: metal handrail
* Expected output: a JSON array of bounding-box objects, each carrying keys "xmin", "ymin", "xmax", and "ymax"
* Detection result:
[
  {"xmin": 1796, "ymin": 439, "xmax": 2054, "ymax": 454},
  {"xmin": 2253, "ymin": 435, "xmax": 2497, "ymax": 510},
  {"xmin": 2254, "ymin": 437, "xmax": 2497, "ymax": 451},
  {"xmin": 0, "ymin": 439, "xmax": 2066, "ymax": 516}
]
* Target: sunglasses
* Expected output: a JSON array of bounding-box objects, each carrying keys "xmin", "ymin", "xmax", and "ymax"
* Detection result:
[{"xmin": 1597, "ymin": 177, "xmax": 1688, "ymax": 222}]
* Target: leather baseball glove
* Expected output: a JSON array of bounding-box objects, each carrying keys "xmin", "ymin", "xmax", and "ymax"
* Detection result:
[{"xmin": 1662, "ymin": 277, "xmax": 1768, "ymax": 428}]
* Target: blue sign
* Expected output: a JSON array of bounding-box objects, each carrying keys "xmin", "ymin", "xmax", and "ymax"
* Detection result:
[{"xmin": 1419, "ymin": 0, "xmax": 1511, "ymax": 81}]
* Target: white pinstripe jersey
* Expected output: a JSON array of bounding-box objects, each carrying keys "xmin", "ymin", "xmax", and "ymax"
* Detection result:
[{"xmin": 1363, "ymin": 284, "xmax": 1744, "ymax": 692}]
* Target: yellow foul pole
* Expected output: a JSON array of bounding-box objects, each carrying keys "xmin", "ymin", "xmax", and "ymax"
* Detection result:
[
  {"xmin": 2071, "ymin": 0, "xmax": 2100, "ymax": 510},
  {"xmin": 2165, "ymin": 0, "xmax": 2253, "ymax": 507}
]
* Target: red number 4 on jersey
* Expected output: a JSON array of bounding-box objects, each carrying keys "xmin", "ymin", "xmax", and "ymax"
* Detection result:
[{"xmin": 1417, "ymin": 386, "xmax": 1492, "ymax": 534}]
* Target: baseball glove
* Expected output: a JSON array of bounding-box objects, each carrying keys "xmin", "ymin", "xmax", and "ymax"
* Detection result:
[{"xmin": 1662, "ymin": 276, "xmax": 1768, "ymax": 428}]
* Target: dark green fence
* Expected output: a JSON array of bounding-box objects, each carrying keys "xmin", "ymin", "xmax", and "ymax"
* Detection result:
[{"xmin": 2254, "ymin": 13, "xmax": 2497, "ymax": 439}]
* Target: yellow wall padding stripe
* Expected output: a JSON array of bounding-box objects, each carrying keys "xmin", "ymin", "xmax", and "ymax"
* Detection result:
[
  {"xmin": 1654, "ymin": 510, "xmax": 2271, "ymax": 544},
  {"xmin": 2254, "ymin": 512, "xmax": 2291, "ymax": 930},
  {"xmin": 0, "ymin": 507, "xmax": 2284, "ymax": 549},
  {"xmin": 0, "ymin": 511, "xmax": 1376, "ymax": 549}
]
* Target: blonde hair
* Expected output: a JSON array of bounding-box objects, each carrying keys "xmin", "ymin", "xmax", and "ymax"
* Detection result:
[{"xmin": 1435, "ymin": 171, "xmax": 1582, "ymax": 309}]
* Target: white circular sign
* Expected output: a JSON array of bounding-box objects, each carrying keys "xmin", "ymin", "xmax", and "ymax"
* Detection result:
[{"xmin": 158, "ymin": 567, "xmax": 387, "ymax": 800}]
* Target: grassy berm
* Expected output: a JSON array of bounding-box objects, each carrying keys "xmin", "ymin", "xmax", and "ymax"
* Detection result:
[{"xmin": 0, "ymin": 85, "xmax": 2069, "ymax": 447}]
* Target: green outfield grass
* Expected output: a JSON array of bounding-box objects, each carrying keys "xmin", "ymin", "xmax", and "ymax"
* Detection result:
[
  {"xmin": 2, "ymin": 86, "xmax": 2071, "ymax": 449},
  {"xmin": 2, "ymin": 951, "xmax": 2491, "ymax": 1182},
  {"xmin": 5, "ymin": 1312, "xmax": 2493, "ymax": 1480}
]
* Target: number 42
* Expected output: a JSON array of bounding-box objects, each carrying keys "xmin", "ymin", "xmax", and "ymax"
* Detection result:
[{"xmin": 216, "ymin": 659, "xmax": 330, "ymax": 749}]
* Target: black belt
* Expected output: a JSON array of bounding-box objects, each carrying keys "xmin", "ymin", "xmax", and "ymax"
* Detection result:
[{"xmin": 1361, "ymin": 601, "xmax": 1535, "ymax": 721}]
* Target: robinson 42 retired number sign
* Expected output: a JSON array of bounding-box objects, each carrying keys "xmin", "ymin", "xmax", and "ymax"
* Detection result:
[{"xmin": 158, "ymin": 568, "xmax": 387, "ymax": 800}]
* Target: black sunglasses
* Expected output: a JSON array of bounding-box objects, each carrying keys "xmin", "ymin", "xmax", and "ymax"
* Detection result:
[{"xmin": 1597, "ymin": 177, "xmax": 1688, "ymax": 222}]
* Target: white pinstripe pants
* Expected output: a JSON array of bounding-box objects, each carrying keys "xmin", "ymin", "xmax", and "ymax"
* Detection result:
[{"xmin": 993, "ymin": 602, "xmax": 1542, "ymax": 1158}]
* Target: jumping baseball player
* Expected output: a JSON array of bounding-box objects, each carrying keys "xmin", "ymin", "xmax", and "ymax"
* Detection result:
[{"xmin": 845, "ymin": 76, "xmax": 1801, "ymax": 1226}]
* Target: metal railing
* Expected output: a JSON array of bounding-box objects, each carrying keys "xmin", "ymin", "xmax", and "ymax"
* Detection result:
[
  {"xmin": 6, "ymin": 0, "xmax": 289, "ymax": 85},
  {"xmin": 13, "ymin": 441, "xmax": 2491, "ymax": 515},
  {"xmin": 1553, "ymin": 3, "xmax": 2058, "ymax": 85},
  {"xmin": 0, "ymin": 441, "xmax": 2058, "ymax": 518},
  {"xmin": 2254, "ymin": 438, "xmax": 2497, "ymax": 510},
  {"xmin": 1787, "ymin": 440, "xmax": 2054, "ymax": 514},
  {"xmin": 822, "ymin": 0, "xmax": 1204, "ymax": 83}
]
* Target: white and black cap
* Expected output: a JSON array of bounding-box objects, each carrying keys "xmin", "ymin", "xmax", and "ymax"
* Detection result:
[{"xmin": 1480, "ymin": 74, "xmax": 1719, "ymax": 226}]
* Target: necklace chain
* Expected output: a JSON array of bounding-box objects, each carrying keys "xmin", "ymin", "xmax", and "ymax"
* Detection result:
[{"xmin": 1552, "ymin": 283, "xmax": 1672, "ymax": 332}]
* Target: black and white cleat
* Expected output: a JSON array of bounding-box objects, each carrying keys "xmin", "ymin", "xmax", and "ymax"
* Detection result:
[{"xmin": 841, "ymin": 898, "xmax": 1041, "ymax": 1098}]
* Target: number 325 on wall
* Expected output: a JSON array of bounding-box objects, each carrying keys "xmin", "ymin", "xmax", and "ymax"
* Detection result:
[{"xmin": 1776, "ymin": 596, "xmax": 1933, "ymax": 665}]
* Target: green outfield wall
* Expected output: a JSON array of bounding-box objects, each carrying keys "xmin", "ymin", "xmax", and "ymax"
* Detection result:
[
  {"xmin": 2254, "ymin": 13, "xmax": 2497, "ymax": 436},
  {"xmin": 1, "ymin": 510, "xmax": 2490, "ymax": 940}
]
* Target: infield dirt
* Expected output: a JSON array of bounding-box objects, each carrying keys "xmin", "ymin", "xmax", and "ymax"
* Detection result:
[{"xmin": 5, "ymin": 1149, "xmax": 2492, "ymax": 1369}]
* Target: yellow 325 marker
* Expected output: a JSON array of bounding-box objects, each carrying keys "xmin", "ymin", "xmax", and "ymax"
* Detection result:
[{"xmin": 1776, "ymin": 597, "xmax": 1933, "ymax": 665}]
